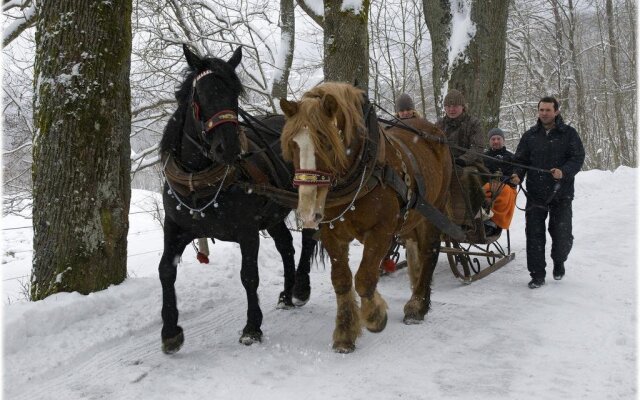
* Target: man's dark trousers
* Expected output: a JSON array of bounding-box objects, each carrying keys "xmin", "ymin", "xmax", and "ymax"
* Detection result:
[{"xmin": 525, "ymin": 197, "xmax": 573, "ymax": 279}]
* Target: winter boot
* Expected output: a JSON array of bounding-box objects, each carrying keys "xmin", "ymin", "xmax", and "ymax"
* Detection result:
[
  {"xmin": 528, "ymin": 277, "xmax": 545, "ymax": 289},
  {"xmin": 553, "ymin": 263, "xmax": 565, "ymax": 280}
]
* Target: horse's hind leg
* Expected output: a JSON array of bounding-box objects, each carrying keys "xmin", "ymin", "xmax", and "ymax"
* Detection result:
[
  {"xmin": 403, "ymin": 222, "xmax": 440, "ymax": 324},
  {"xmin": 267, "ymin": 221, "xmax": 296, "ymax": 309},
  {"xmin": 292, "ymin": 227, "xmax": 317, "ymax": 306},
  {"xmin": 159, "ymin": 219, "xmax": 192, "ymax": 354},
  {"xmin": 238, "ymin": 233, "xmax": 264, "ymax": 345}
]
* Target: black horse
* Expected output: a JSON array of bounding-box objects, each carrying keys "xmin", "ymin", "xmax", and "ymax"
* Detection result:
[{"xmin": 158, "ymin": 44, "xmax": 315, "ymax": 354}]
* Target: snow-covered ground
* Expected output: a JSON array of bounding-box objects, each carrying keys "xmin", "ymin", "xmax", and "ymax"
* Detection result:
[{"xmin": 2, "ymin": 168, "xmax": 637, "ymax": 400}]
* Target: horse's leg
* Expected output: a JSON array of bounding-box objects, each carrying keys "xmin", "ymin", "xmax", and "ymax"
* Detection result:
[
  {"xmin": 266, "ymin": 221, "xmax": 296, "ymax": 309},
  {"xmin": 356, "ymin": 229, "xmax": 391, "ymax": 334},
  {"xmin": 238, "ymin": 233, "xmax": 263, "ymax": 345},
  {"xmin": 322, "ymin": 233, "xmax": 360, "ymax": 353},
  {"xmin": 159, "ymin": 219, "xmax": 192, "ymax": 354},
  {"xmin": 292, "ymin": 227, "xmax": 317, "ymax": 306},
  {"xmin": 403, "ymin": 222, "xmax": 441, "ymax": 324}
]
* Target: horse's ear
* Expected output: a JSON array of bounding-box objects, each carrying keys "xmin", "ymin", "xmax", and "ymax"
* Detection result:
[
  {"xmin": 322, "ymin": 94, "xmax": 338, "ymax": 117},
  {"xmin": 280, "ymin": 98, "xmax": 298, "ymax": 117},
  {"xmin": 183, "ymin": 44, "xmax": 203, "ymax": 70},
  {"xmin": 228, "ymin": 47, "xmax": 242, "ymax": 69}
]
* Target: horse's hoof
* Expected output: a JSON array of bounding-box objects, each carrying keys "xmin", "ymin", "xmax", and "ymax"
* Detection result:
[
  {"xmin": 239, "ymin": 329, "xmax": 262, "ymax": 346},
  {"xmin": 162, "ymin": 326, "xmax": 184, "ymax": 354},
  {"xmin": 403, "ymin": 314, "xmax": 424, "ymax": 325},
  {"xmin": 276, "ymin": 291, "xmax": 295, "ymax": 310},
  {"xmin": 292, "ymin": 296, "xmax": 309, "ymax": 307},
  {"xmin": 332, "ymin": 341, "xmax": 355, "ymax": 354},
  {"xmin": 292, "ymin": 276, "xmax": 310, "ymax": 307},
  {"xmin": 366, "ymin": 312, "xmax": 388, "ymax": 333}
]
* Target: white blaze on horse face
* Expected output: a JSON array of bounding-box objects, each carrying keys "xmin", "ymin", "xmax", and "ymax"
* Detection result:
[{"xmin": 293, "ymin": 128, "xmax": 324, "ymax": 228}]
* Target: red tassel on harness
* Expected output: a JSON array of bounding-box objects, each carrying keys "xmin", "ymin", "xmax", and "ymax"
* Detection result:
[
  {"xmin": 382, "ymin": 258, "xmax": 396, "ymax": 273},
  {"xmin": 196, "ymin": 252, "xmax": 209, "ymax": 264}
]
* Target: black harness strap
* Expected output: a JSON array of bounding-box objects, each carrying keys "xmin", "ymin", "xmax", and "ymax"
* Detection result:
[{"xmin": 238, "ymin": 108, "xmax": 293, "ymax": 187}]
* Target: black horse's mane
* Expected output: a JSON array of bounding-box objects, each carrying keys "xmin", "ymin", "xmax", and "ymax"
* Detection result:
[{"xmin": 160, "ymin": 55, "xmax": 245, "ymax": 156}]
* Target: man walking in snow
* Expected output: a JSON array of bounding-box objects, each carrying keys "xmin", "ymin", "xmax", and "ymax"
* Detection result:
[{"xmin": 510, "ymin": 97, "xmax": 585, "ymax": 289}]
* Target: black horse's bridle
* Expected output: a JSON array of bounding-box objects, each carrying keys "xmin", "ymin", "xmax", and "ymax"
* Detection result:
[{"xmin": 186, "ymin": 69, "xmax": 239, "ymax": 159}]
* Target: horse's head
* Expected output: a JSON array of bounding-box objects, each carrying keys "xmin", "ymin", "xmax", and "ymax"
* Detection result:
[
  {"xmin": 181, "ymin": 44, "xmax": 244, "ymax": 166},
  {"xmin": 280, "ymin": 82, "xmax": 365, "ymax": 228}
]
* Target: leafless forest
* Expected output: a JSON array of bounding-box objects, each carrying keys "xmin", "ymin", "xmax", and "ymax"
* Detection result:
[{"xmin": 3, "ymin": 0, "xmax": 636, "ymax": 216}]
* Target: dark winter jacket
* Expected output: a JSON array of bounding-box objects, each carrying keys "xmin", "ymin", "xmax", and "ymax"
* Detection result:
[
  {"xmin": 436, "ymin": 113, "xmax": 484, "ymax": 165},
  {"xmin": 513, "ymin": 115, "xmax": 585, "ymax": 201},
  {"xmin": 484, "ymin": 146, "xmax": 515, "ymax": 178}
]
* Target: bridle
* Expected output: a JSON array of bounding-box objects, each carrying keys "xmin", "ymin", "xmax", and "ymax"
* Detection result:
[
  {"xmin": 186, "ymin": 69, "xmax": 239, "ymax": 159},
  {"xmin": 293, "ymin": 169, "xmax": 333, "ymax": 187}
]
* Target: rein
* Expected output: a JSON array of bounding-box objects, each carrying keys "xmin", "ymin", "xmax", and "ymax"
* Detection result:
[
  {"xmin": 375, "ymin": 104, "xmax": 553, "ymax": 176},
  {"xmin": 237, "ymin": 107, "xmax": 293, "ymax": 185},
  {"xmin": 516, "ymin": 181, "xmax": 563, "ymax": 212}
]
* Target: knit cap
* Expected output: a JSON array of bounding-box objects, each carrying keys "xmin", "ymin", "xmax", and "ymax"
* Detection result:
[
  {"xmin": 488, "ymin": 128, "xmax": 505, "ymax": 140},
  {"xmin": 395, "ymin": 93, "xmax": 415, "ymax": 112},
  {"xmin": 444, "ymin": 89, "xmax": 465, "ymax": 106}
]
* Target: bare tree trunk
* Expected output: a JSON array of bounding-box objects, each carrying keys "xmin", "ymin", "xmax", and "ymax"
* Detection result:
[
  {"xmin": 323, "ymin": 0, "xmax": 370, "ymax": 91},
  {"xmin": 271, "ymin": 0, "xmax": 295, "ymax": 101},
  {"xmin": 31, "ymin": 0, "xmax": 132, "ymax": 300},
  {"xmin": 595, "ymin": 1, "xmax": 620, "ymax": 168},
  {"xmin": 550, "ymin": 0, "xmax": 570, "ymax": 107},
  {"xmin": 422, "ymin": 0, "xmax": 451, "ymax": 118},
  {"xmin": 605, "ymin": 0, "xmax": 631, "ymax": 165},
  {"xmin": 567, "ymin": 0, "xmax": 589, "ymax": 166},
  {"xmin": 424, "ymin": 0, "xmax": 510, "ymax": 129}
]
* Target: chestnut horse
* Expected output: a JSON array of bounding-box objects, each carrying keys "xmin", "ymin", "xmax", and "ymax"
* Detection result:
[{"xmin": 280, "ymin": 82, "xmax": 452, "ymax": 353}]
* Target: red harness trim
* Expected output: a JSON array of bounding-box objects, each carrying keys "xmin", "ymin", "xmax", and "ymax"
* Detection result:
[
  {"xmin": 293, "ymin": 169, "xmax": 333, "ymax": 187},
  {"xmin": 203, "ymin": 110, "xmax": 238, "ymax": 132},
  {"xmin": 193, "ymin": 108, "xmax": 238, "ymax": 134}
]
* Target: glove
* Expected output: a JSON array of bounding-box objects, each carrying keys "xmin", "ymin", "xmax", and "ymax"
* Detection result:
[{"xmin": 454, "ymin": 158, "xmax": 466, "ymax": 167}]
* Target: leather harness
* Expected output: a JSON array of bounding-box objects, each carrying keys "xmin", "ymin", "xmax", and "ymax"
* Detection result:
[{"xmin": 164, "ymin": 86, "xmax": 463, "ymax": 239}]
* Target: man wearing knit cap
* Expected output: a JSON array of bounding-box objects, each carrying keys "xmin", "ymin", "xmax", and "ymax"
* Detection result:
[
  {"xmin": 436, "ymin": 89, "xmax": 485, "ymax": 227},
  {"xmin": 395, "ymin": 93, "xmax": 419, "ymax": 119},
  {"xmin": 482, "ymin": 127, "xmax": 517, "ymax": 236}
]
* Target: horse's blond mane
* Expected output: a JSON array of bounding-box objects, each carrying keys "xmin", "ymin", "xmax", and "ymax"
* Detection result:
[{"xmin": 282, "ymin": 82, "xmax": 365, "ymax": 174}]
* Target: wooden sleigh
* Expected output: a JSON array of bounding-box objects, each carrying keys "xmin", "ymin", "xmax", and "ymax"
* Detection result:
[
  {"xmin": 388, "ymin": 169, "xmax": 515, "ymax": 284},
  {"xmin": 440, "ymin": 170, "xmax": 515, "ymax": 283}
]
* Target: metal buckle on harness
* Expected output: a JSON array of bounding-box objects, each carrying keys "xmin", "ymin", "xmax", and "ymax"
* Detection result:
[{"xmin": 293, "ymin": 169, "xmax": 333, "ymax": 187}]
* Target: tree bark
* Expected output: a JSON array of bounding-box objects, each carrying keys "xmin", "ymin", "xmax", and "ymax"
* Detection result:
[
  {"xmin": 323, "ymin": 0, "xmax": 370, "ymax": 92},
  {"xmin": 31, "ymin": 0, "xmax": 132, "ymax": 300},
  {"xmin": 422, "ymin": 0, "xmax": 452, "ymax": 118},
  {"xmin": 423, "ymin": 0, "xmax": 509, "ymax": 130},
  {"xmin": 271, "ymin": 0, "xmax": 295, "ymax": 101}
]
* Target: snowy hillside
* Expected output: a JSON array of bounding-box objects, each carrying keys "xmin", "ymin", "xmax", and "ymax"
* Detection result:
[{"xmin": 2, "ymin": 167, "xmax": 637, "ymax": 400}]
